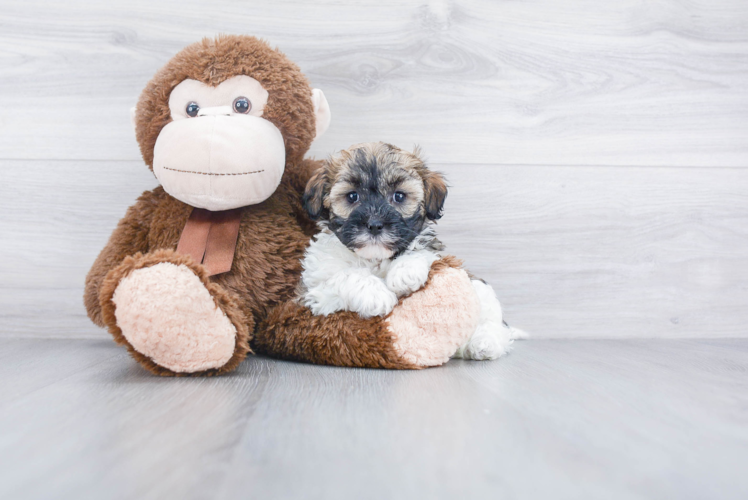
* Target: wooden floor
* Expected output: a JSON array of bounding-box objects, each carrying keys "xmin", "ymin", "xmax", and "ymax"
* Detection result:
[{"xmin": 1, "ymin": 338, "xmax": 746, "ymax": 500}]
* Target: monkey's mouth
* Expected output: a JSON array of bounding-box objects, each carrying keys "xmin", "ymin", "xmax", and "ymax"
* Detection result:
[{"xmin": 162, "ymin": 166, "xmax": 265, "ymax": 177}]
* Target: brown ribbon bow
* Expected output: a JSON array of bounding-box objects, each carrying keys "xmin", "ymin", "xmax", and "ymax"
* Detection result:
[{"xmin": 176, "ymin": 207, "xmax": 243, "ymax": 276}]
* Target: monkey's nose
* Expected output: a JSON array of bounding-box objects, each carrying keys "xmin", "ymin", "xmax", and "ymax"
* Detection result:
[
  {"xmin": 366, "ymin": 218, "xmax": 385, "ymax": 236},
  {"xmin": 197, "ymin": 106, "xmax": 233, "ymax": 116}
]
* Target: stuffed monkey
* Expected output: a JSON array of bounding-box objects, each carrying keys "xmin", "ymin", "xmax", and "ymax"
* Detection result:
[{"xmin": 84, "ymin": 35, "xmax": 479, "ymax": 375}]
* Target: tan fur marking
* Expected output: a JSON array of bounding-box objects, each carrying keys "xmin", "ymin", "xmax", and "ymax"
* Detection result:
[
  {"xmin": 328, "ymin": 181, "xmax": 357, "ymax": 218},
  {"xmin": 392, "ymin": 176, "xmax": 424, "ymax": 218}
]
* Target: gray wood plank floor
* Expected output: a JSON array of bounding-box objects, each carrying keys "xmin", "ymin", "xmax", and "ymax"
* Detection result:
[{"xmin": 0, "ymin": 338, "xmax": 746, "ymax": 500}]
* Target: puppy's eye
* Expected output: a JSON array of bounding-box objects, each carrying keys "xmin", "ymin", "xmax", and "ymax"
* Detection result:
[
  {"xmin": 186, "ymin": 102, "xmax": 200, "ymax": 117},
  {"xmin": 346, "ymin": 192, "xmax": 359, "ymax": 204},
  {"xmin": 232, "ymin": 96, "xmax": 251, "ymax": 114},
  {"xmin": 393, "ymin": 192, "xmax": 406, "ymax": 203}
]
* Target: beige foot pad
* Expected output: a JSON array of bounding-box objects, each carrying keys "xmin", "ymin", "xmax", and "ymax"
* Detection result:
[
  {"xmin": 387, "ymin": 267, "xmax": 480, "ymax": 367},
  {"xmin": 112, "ymin": 262, "xmax": 237, "ymax": 373}
]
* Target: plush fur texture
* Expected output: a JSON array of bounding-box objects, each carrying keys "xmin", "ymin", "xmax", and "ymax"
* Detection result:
[
  {"xmin": 388, "ymin": 267, "xmax": 480, "ymax": 366},
  {"xmin": 85, "ymin": 35, "xmax": 483, "ymax": 374},
  {"xmin": 98, "ymin": 249, "xmax": 251, "ymax": 376},
  {"xmin": 112, "ymin": 262, "xmax": 238, "ymax": 373}
]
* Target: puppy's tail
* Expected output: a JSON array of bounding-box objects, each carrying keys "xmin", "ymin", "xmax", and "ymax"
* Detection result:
[{"xmin": 504, "ymin": 321, "xmax": 529, "ymax": 340}]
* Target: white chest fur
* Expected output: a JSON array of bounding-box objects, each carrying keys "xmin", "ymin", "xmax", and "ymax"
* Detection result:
[{"xmin": 299, "ymin": 230, "xmax": 439, "ymax": 318}]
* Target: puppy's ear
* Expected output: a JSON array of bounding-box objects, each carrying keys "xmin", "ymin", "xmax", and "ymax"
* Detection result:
[
  {"xmin": 303, "ymin": 167, "xmax": 329, "ymax": 220},
  {"xmin": 423, "ymin": 170, "xmax": 448, "ymax": 220}
]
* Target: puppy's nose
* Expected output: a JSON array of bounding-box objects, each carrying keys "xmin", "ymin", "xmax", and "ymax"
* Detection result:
[{"xmin": 366, "ymin": 217, "xmax": 385, "ymax": 236}]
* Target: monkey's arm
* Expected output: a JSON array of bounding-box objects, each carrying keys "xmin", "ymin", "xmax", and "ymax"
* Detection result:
[
  {"xmin": 84, "ymin": 189, "xmax": 160, "ymax": 326},
  {"xmin": 256, "ymin": 302, "xmax": 415, "ymax": 369},
  {"xmin": 255, "ymin": 256, "xmax": 480, "ymax": 369}
]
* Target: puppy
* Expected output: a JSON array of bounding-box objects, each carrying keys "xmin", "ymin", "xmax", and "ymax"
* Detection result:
[{"xmin": 299, "ymin": 142, "xmax": 525, "ymax": 360}]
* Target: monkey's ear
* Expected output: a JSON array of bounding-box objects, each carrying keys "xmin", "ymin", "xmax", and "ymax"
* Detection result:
[
  {"xmin": 423, "ymin": 170, "xmax": 448, "ymax": 220},
  {"xmin": 303, "ymin": 168, "xmax": 329, "ymax": 220},
  {"xmin": 312, "ymin": 89, "xmax": 331, "ymax": 139}
]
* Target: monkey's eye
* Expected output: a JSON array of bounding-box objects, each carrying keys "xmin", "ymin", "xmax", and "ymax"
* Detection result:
[
  {"xmin": 393, "ymin": 192, "xmax": 406, "ymax": 203},
  {"xmin": 186, "ymin": 102, "xmax": 200, "ymax": 117},
  {"xmin": 346, "ymin": 192, "xmax": 359, "ymax": 204},
  {"xmin": 233, "ymin": 96, "xmax": 251, "ymax": 114}
]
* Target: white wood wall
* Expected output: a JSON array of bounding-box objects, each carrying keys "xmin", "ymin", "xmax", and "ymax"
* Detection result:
[{"xmin": 1, "ymin": 0, "xmax": 747, "ymax": 339}]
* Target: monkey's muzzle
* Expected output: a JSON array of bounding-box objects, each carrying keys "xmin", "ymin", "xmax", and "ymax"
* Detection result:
[{"xmin": 152, "ymin": 114, "xmax": 286, "ymax": 211}]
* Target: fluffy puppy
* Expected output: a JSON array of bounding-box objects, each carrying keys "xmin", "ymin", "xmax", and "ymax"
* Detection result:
[{"xmin": 300, "ymin": 142, "xmax": 525, "ymax": 360}]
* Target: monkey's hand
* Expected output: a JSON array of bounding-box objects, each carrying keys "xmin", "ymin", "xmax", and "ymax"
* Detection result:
[
  {"xmin": 303, "ymin": 268, "xmax": 398, "ymax": 318},
  {"xmin": 386, "ymin": 251, "xmax": 439, "ymax": 297}
]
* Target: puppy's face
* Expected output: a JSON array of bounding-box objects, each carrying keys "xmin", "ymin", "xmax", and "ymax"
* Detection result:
[{"xmin": 303, "ymin": 142, "xmax": 447, "ymax": 260}]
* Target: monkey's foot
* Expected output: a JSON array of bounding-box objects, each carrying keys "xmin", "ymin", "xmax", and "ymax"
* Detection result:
[
  {"xmin": 100, "ymin": 250, "xmax": 251, "ymax": 376},
  {"xmin": 386, "ymin": 258, "xmax": 480, "ymax": 367}
]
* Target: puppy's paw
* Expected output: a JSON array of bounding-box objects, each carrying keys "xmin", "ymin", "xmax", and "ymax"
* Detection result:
[
  {"xmin": 452, "ymin": 279, "xmax": 516, "ymax": 361},
  {"xmin": 455, "ymin": 323, "xmax": 512, "ymax": 360},
  {"xmin": 386, "ymin": 256, "xmax": 432, "ymax": 297},
  {"xmin": 346, "ymin": 275, "xmax": 399, "ymax": 318},
  {"xmin": 303, "ymin": 286, "xmax": 347, "ymax": 316}
]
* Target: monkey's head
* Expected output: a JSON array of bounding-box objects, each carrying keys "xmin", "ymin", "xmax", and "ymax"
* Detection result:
[{"xmin": 134, "ymin": 35, "xmax": 331, "ymax": 211}]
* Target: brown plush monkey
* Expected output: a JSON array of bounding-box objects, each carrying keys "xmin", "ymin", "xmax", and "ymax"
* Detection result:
[{"xmin": 84, "ymin": 35, "xmax": 479, "ymax": 375}]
